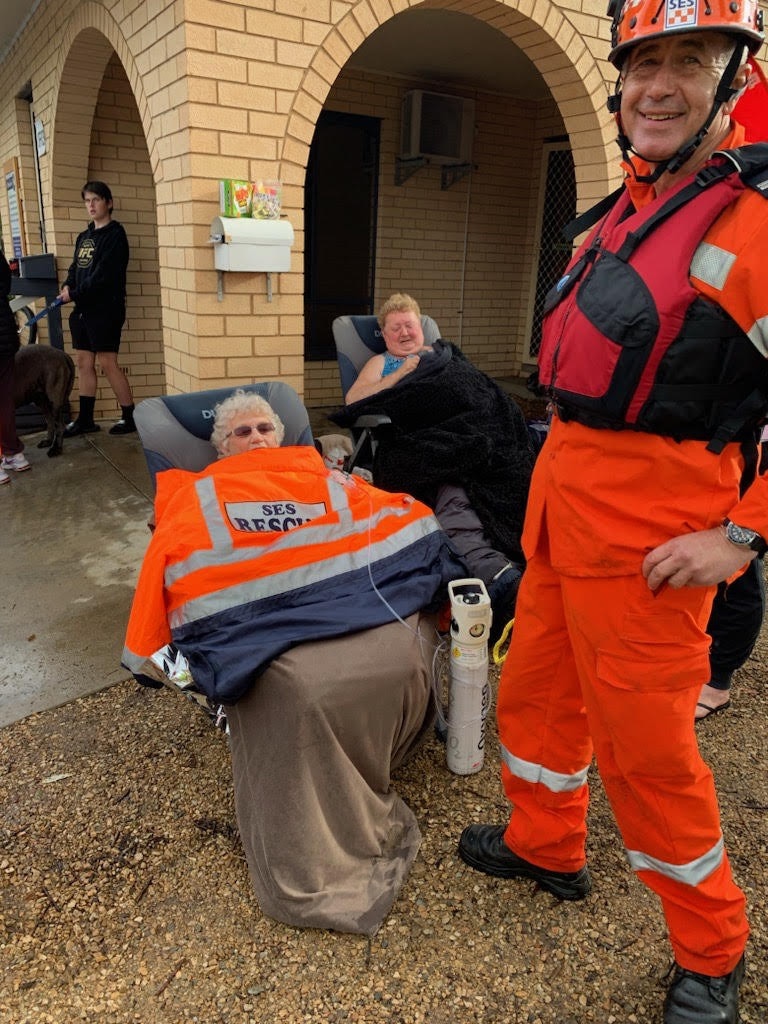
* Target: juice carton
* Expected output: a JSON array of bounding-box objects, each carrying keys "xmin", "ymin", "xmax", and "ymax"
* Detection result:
[{"xmin": 220, "ymin": 180, "xmax": 253, "ymax": 217}]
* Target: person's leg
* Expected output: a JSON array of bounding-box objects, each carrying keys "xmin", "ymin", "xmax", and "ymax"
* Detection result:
[
  {"xmin": 87, "ymin": 309, "xmax": 135, "ymax": 434},
  {"xmin": 434, "ymin": 483, "xmax": 510, "ymax": 582},
  {"xmin": 698, "ymin": 559, "xmax": 765, "ymax": 719},
  {"xmin": 65, "ymin": 350, "xmax": 99, "ymax": 435},
  {"xmin": 458, "ymin": 537, "xmax": 592, "ymax": 899},
  {"xmin": 434, "ymin": 483, "xmax": 522, "ymax": 641},
  {"xmin": 564, "ymin": 572, "xmax": 748, "ymax": 977},
  {"xmin": 65, "ymin": 312, "xmax": 100, "ymax": 435},
  {"xmin": 96, "ymin": 351, "xmax": 133, "ymax": 406},
  {"xmin": 496, "ymin": 546, "xmax": 593, "ymax": 870},
  {"xmin": 73, "ymin": 348, "xmax": 98, "ymax": 398},
  {"xmin": 0, "ymin": 353, "xmax": 24, "ymax": 459}
]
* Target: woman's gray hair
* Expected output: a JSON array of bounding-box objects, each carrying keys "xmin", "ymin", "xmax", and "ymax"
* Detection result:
[{"xmin": 210, "ymin": 389, "xmax": 285, "ymax": 455}]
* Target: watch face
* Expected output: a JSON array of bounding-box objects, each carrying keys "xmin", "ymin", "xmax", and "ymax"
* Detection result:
[
  {"xmin": 728, "ymin": 523, "xmax": 753, "ymax": 544},
  {"xmin": 726, "ymin": 521, "xmax": 762, "ymax": 550}
]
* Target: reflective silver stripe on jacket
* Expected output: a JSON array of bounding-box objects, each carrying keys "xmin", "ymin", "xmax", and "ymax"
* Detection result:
[
  {"xmin": 166, "ymin": 474, "xmax": 378, "ymax": 585},
  {"xmin": 168, "ymin": 514, "xmax": 441, "ymax": 628},
  {"xmin": 691, "ymin": 242, "xmax": 768, "ymax": 356},
  {"xmin": 122, "ymin": 646, "xmax": 149, "ymax": 673},
  {"xmin": 690, "ymin": 241, "xmax": 736, "ymax": 291},
  {"xmin": 627, "ymin": 835, "xmax": 724, "ymax": 887},
  {"xmin": 500, "ymin": 744, "xmax": 590, "ymax": 793},
  {"xmin": 748, "ymin": 315, "xmax": 768, "ymax": 358}
]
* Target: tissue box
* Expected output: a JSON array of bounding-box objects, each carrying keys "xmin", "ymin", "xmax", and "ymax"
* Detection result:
[{"xmin": 219, "ymin": 180, "xmax": 253, "ymax": 218}]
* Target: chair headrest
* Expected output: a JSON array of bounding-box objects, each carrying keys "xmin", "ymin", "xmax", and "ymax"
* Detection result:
[
  {"xmin": 135, "ymin": 381, "xmax": 314, "ymax": 491},
  {"xmin": 332, "ymin": 314, "xmax": 441, "ymax": 397}
]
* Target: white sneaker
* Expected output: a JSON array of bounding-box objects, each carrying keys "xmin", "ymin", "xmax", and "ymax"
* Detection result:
[
  {"xmin": 1, "ymin": 453, "xmax": 31, "ymax": 472},
  {"xmin": 0, "ymin": 466, "xmax": 9, "ymax": 485}
]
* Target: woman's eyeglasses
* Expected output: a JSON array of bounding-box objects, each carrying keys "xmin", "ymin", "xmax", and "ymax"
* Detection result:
[{"xmin": 226, "ymin": 421, "xmax": 276, "ymax": 439}]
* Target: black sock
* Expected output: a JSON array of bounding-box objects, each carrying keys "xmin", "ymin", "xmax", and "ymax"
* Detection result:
[
  {"xmin": 120, "ymin": 403, "xmax": 135, "ymax": 425},
  {"xmin": 79, "ymin": 395, "xmax": 96, "ymax": 426}
]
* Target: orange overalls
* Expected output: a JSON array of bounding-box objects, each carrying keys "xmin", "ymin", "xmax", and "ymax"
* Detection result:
[{"xmin": 497, "ymin": 122, "xmax": 768, "ymax": 976}]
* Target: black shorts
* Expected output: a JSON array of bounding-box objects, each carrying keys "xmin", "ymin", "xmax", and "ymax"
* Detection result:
[{"xmin": 69, "ymin": 307, "xmax": 125, "ymax": 353}]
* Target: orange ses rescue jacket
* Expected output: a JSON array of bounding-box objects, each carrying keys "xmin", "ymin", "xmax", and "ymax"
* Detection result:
[{"xmin": 122, "ymin": 446, "xmax": 465, "ymax": 702}]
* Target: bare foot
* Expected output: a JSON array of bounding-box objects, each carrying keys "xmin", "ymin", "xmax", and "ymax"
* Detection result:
[{"xmin": 695, "ymin": 683, "xmax": 731, "ymax": 721}]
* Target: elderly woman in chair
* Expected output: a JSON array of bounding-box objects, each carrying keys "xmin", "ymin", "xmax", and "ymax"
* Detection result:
[
  {"xmin": 122, "ymin": 389, "xmax": 464, "ymax": 935},
  {"xmin": 337, "ymin": 293, "xmax": 536, "ymax": 642}
]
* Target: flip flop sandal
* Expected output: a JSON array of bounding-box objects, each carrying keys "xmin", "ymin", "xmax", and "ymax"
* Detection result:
[{"xmin": 695, "ymin": 699, "xmax": 731, "ymax": 722}]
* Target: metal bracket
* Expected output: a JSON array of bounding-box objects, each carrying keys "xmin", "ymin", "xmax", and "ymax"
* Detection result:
[
  {"xmin": 441, "ymin": 163, "xmax": 473, "ymax": 190},
  {"xmin": 394, "ymin": 156, "xmax": 427, "ymax": 186},
  {"xmin": 217, "ymin": 270, "xmax": 274, "ymax": 302}
]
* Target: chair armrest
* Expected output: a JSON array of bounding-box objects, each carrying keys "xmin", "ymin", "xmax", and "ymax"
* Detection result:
[{"xmin": 352, "ymin": 413, "xmax": 392, "ymax": 429}]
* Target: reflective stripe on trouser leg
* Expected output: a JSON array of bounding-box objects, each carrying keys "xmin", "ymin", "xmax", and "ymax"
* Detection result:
[
  {"xmin": 637, "ymin": 855, "xmax": 748, "ymax": 976},
  {"xmin": 558, "ymin": 571, "xmax": 748, "ymax": 975},
  {"xmin": 496, "ymin": 545, "xmax": 593, "ymax": 873}
]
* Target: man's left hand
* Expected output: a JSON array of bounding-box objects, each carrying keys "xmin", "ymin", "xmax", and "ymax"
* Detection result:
[{"xmin": 642, "ymin": 526, "xmax": 756, "ymax": 591}]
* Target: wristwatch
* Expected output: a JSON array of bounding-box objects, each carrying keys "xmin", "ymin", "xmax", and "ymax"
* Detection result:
[{"xmin": 722, "ymin": 518, "xmax": 767, "ymax": 555}]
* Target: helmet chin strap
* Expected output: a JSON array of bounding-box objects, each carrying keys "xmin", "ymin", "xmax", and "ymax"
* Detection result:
[{"xmin": 608, "ymin": 42, "xmax": 746, "ymax": 185}]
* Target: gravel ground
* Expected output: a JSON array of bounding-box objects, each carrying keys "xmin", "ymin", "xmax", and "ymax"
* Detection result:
[{"xmin": 1, "ymin": 620, "xmax": 766, "ymax": 1024}]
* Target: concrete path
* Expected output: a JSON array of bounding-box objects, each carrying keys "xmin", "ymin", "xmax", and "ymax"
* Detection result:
[{"xmin": 0, "ymin": 427, "xmax": 153, "ymax": 728}]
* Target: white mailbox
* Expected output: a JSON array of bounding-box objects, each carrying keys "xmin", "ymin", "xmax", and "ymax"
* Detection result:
[{"xmin": 210, "ymin": 216, "xmax": 294, "ymax": 272}]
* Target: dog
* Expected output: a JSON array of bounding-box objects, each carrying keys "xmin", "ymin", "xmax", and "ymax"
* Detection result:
[{"xmin": 13, "ymin": 344, "xmax": 75, "ymax": 457}]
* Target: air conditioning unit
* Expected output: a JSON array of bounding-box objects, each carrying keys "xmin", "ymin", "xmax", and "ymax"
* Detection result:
[{"xmin": 400, "ymin": 90, "xmax": 474, "ymax": 165}]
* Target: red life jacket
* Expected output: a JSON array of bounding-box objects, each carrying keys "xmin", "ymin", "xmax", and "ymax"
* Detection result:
[{"xmin": 539, "ymin": 145, "xmax": 768, "ymax": 453}]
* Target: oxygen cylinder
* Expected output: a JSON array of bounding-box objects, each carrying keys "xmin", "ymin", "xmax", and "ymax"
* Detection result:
[{"xmin": 446, "ymin": 578, "xmax": 492, "ymax": 775}]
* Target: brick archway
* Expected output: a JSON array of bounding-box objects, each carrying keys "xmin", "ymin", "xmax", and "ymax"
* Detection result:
[
  {"xmin": 47, "ymin": 6, "xmax": 164, "ymax": 418},
  {"xmin": 280, "ymin": 0, "xmax": 617, "ymax": 205}
]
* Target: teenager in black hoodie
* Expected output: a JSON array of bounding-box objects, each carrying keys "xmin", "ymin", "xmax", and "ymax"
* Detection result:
[{"xmin": 59, "ymin": 181, "xmax": 135, "ymax": 436}]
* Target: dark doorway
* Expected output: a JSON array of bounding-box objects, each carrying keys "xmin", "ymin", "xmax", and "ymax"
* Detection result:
[{"xmin": 304, "ymin": 111, "xmax": 380, "ymax": 361}]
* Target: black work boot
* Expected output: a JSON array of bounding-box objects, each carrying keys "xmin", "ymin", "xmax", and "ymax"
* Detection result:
[
  {"xmin": 663, "ymin": 955, "xmax": 745, "ymax": 1024},
  {"xmin": 458, "ymin": 824, "xmax": 591, "ymax": 900}
]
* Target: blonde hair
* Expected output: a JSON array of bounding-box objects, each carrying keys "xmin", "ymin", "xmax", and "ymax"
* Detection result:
[
  {"xmin": 210, "ymin": 389, "xmax": 285, "ymax": 455},
  {"xmin": 377, "ymin": 293, "xmax": 421, "ymax": 329}
]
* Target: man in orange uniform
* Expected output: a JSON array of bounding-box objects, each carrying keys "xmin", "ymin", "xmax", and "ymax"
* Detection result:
[{"xmin": 458, "ymin": 1, "xmax": 768, "ymax": 1021}]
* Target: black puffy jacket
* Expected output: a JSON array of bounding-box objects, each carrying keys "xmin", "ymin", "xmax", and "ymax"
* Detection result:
[{"xmin": 0, "ymin": 252, "xmax": 19, "ymax": 358}]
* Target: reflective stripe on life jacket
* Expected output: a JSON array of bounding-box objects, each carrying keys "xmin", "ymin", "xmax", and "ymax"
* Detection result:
[{"xmin": 539, "ymin": 145, "xmax": 768, "ymax": 451}]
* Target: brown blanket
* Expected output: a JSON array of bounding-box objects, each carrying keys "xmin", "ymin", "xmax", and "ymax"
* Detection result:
[{"xmin": 227, "ymin": 613, "xmax": 437, "ymax": 935}]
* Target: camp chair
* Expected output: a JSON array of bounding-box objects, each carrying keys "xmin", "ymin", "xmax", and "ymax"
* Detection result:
[
  {"xmin": 129, "ymin": 383, "xmax": 446, "ymax": 932},
  {"xmin": 332, "ymin": 313, "xmax": 441, "ymax": 471},
  {"xmin": 133, "ymin": 380, "xmax": 315, "ymax": 726},
  {"xmin": 134, "ymin": 380, "xmax": 314, "ymax": 491}
]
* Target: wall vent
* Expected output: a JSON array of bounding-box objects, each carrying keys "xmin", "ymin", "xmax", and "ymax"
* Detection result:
[{"xmin": 400, "ymin": 90, "xmax": 474, "ymax": 164}]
